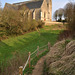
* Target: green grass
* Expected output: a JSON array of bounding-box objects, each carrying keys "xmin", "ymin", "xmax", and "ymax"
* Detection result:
[
  {"xmin": 23, "ymin": 50, "xmax": 49, "ymax": 75},
  {"xmin": 0, "ymin": 26, "xmax": 61, "ymax": 62}
]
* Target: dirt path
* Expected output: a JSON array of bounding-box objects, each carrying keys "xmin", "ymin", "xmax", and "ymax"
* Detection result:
[{"xmin": 32, "ymin": 56, "xmax": 46, "ymax": 75}]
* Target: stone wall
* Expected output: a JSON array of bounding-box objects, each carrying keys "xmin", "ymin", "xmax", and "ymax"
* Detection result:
[
  {"xmin": 35, "ymin": 8, "xmax": 41, "ymax": 20},
  {"xmin": 41, "ymin": 0, "xmax": 52, "ymax": 21},
  {"xmin": 41, "ymin": 0, "xmax": 48, "ymax": 21},
  {"xmin": 49, "ymin": 0, "xmax": 52, "ymax": 21}
]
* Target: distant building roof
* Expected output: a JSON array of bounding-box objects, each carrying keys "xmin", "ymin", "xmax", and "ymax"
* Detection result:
[{"xmin": 13, "ymin": 0, "xmax": 43, "ymax": 9}]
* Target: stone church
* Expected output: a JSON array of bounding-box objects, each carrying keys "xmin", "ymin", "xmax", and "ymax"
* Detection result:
[{"xmin": 4, "ymin": 0, "xmax": 52, "ymax": 21}]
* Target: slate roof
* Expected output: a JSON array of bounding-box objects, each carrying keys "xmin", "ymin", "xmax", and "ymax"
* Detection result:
[
  {"xmin": 25, "ymin": 1, "xmax": 43, "ymax": 9},
  {"xmin": 13, "ymin": 0, "xmax": 43, "ymax": 9}
]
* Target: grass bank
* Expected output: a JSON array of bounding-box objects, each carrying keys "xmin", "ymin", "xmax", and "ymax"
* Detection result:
[
  {"xmin": 0, "ymin": 26, "xmax": 61, "ymax": 61},
  {"xmin": 0, "ymin": 25, "xmax": 62, "ymax": 75}
]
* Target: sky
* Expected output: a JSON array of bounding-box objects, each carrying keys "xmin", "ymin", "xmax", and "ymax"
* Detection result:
[{"xmin": 0, "ymin": 0, "xmax": 74, "ymax": 19}]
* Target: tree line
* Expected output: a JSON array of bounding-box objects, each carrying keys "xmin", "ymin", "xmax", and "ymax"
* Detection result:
[{"xmin": 54, "ymin": 2, "xmax": 75, "ymax": 32}]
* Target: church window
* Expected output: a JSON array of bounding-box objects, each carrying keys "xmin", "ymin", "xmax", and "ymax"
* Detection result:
[
  {"xmin": 44, "ymin": 12, "xmax": 46, "ymax": 18},
  {"xmin": 47, "ymin": 4, "xmax": 49, "ymax": 8}
]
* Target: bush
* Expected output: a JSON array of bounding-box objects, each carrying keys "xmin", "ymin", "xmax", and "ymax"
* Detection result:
[
  {"xmin": 0, "ymin": 8, "xmax": 45, "ymax": 38},
  {"xmin": 58, "ymin": 30, "xmax": 75, "ymax": 40},
  {"xmin": 37, "ymin": 20, "xmax": 45, "ymax": 28},
  {"xmin": 0, "ymin": 51, "xmax": 28, "ymax": 75},
  {"xmin": 29, "ymin": 20, "xmax": 38, "ymax": 31},
  {"xmin": 1, "ymin": 9, "xmax": 24, "ymax": 35}
]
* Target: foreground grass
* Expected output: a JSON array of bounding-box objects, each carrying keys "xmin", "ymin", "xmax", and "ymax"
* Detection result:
[{"xmin": 0, "ymin": 26, "xmax": 61, "ymax": 62}]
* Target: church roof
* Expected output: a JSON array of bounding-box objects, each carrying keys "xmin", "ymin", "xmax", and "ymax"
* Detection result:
[
  {"xmin": 13, "ymin": 0, "xmax": 43, "ymax": 9},
  {"xmin": 4, "ymin": 3, "xmax": 18, "ymax": 10}
]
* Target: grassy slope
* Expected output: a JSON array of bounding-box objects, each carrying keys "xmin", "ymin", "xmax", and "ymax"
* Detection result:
[{"xmin": 0, "ymin": 26, "xmax": 61, "ymax": 61}]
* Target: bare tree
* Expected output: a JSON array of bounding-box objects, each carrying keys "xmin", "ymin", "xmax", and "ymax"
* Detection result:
[
  {"xmin": 58, "ymin": 8, "xmax": 64, "ymax": 21},
  {"xmin": 64, "ymin": 3, "xmax": 73, "ymax": 20},
  {"xmin": 53, "ymin": 10, "xmax": 58, "ymax": 21},
  {"xmin": 54, "ymin": 8, "xmax": 64, "ymax": 22},
  {"xmin": 0, "ymin": 1, "xmax": 2, "ymax": 20},
  {"xmin": 64, "ymin": 2, "xmax": 75, "ymax": 32},
  {"xmin": 0, "ymin": 1, "xmax": 1, "ymax": 8}
]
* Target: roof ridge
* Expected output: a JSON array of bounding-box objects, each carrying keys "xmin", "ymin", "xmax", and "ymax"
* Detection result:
[{"xmin": 13, "ymin": 0, "xmax": 43, "ymax": 5}]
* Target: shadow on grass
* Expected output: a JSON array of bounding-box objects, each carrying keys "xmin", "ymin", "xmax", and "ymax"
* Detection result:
[
  {"xmin": 0, "ymin": 30, "xmax": 60, "ymax": 75},
  {"xmin": 0, "ymin": 31, "xmax": 59, "ymax": 61},
  {"xmin": 0, "ymin": 41, "xmax": 13, "ymax": 61}
]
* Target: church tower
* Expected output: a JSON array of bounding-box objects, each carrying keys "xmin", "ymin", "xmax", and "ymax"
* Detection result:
[{"xmin": 49, "ymin": 0, "xmax": 52, "ymax": 21}]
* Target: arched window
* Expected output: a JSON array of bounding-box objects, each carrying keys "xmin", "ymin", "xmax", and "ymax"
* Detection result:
[
  {"xmin": 47, "ymin": 3, "xmax": 49, "ymax": 8},
  {"xmin": 44, "ymin": 12, "xmax": 46, "ymax": 18}
]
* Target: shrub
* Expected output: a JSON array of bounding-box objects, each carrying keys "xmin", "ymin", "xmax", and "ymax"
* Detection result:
[
  {"xmin": 1, "ymin": 8, "xmax": 45, "ymax": 38},
  {"xmin": 0, "ymin": 51, "xmax": 28, "ymax": 75},
  {"xmin": 37, "ymin": 20, "xmax": 45, "ymax": 28},
  {"xmin": 1, "ymin": 9, "xmax": 24, "ymax": 35},
  {"xmin": 29, "ymin": 20, "xmax": 38, "ymax": 31}
]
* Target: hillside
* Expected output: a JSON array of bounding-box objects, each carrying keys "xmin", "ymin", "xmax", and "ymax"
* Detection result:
[
  {"xmin": 46, "ymin": 40, "xmax": 75, "ymax": 75},
  {"xmin": 0, "ymin": 25, "xmax": 61, "ymax": 75},
  {"xmin": 0, "ymin": 27, "xmax": 60, "ymax": 61}
]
